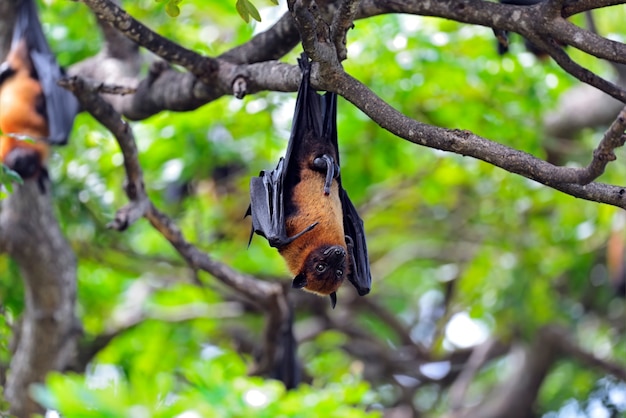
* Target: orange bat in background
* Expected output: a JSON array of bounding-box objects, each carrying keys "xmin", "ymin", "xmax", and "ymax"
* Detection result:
[{"xmin": 0, "ymin": 0, "xmax": 78, "ymax": 191}]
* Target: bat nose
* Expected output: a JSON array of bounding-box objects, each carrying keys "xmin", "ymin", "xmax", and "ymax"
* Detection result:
[{"xmin": 324, "ymin": 245, "xmax": 346, "ymax": 264}]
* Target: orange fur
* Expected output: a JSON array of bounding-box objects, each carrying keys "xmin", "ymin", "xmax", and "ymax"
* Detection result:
[{"xmin": 0, "ymin": 40, "xmax": 49, "ymax": 180}]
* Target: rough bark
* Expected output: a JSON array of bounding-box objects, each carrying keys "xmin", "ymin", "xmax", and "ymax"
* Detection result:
[{"xmin": 0, "ymin": 182, "xmax": 78, "ymax": 417}]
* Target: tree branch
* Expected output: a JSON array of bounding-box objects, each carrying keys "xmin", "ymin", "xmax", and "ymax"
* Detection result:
[
  {"xmin": 0, "ymin": 183, "xmax": 79, "ymax": 417},
  {"xmin": 79, "ymin": 0, "xmax": 218, "ymax": 82},
  {"xmin": 330, "ymin": 70, "xmax": 626, "ymax": 208}
]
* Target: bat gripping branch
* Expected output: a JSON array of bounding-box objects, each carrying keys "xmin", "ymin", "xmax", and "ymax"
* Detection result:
[{"xmin": 313, "ymin": 154, "xmax": 338, "ymax": 195}]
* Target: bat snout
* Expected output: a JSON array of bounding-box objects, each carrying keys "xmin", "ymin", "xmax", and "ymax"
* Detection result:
[{"xmin": 323, "ymin": 245, "xmax": 346, "ymax": 265}]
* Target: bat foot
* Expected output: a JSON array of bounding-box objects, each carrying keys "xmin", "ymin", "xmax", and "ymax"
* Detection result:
[{"xmin": 313, "ymin": 154, "xmax": 339, "ymax": 195}]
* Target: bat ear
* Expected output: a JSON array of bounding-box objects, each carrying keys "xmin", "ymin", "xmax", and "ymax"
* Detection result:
[
  {"xmin": 292, "ymin": 274, "xmax": 307, "ymax": 289},
  {"xmin": 329, "ymin": 292, "xmax": 337, "ymax": 309}
]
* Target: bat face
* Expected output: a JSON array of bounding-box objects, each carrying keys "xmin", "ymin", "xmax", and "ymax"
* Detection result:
[
  {"xmin": 3, "ymin": 145, "xmax": 43, "ymax": 179},
  {"xmin": 292, "ymin": 244, "xmax": 347, "ymax": 295}
]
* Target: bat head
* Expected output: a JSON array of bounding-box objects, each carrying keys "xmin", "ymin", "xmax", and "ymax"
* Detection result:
[
  {"xmin": 292, "ymin": 244, "xmax": 347, "ymax": 307},
  {"xmin": 4, "ymin": 144, "xmax": 43, "ymax": 180}
]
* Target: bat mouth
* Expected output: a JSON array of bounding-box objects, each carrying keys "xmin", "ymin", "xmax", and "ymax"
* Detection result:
[{"xmin": 323, "ymin": 245, "xmax": 346, "ymax": 265}]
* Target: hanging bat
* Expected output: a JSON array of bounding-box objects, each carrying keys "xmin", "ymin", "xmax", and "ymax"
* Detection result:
[
  {"xmin": 247, "ymin": 53, "xmax": 371, "ymax": 308},
  {"xmin": 0, "ymin": 0, "xmax": 79, "ymax": 190}
]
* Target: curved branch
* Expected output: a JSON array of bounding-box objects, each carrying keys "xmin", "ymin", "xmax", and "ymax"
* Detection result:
[
  {"xmin": 330, "ymin": 70, "xmax": 626, "ymax": 208},
  {"xmin": 218, "ymin": 12, "xmax": 301, "ymax": 64}
]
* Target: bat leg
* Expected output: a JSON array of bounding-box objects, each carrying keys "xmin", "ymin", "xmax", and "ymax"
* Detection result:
[
  {"xmin": 268, "ymin": 221, "xmax": 319, "ymax": 248},
  {"xmin": 312, "ymin": 154, "xmax": 339, "ymax": 195}
]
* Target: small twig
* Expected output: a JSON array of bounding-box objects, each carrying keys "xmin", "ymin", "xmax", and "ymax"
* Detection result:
[
  {"xmin": 540, "ymin": 39, "xmax": 626, "ymax": 104},
  {"xmin": 580, "ymin": 107, "xmax": 626, "ymax": 183},
  {"xmin": 563, "ymin": 0, "xmax": 626, "ymax": 17},
  {"xmin": 545, "ymin": 325, "xmax": 626, "ymax": 380},
  {"xmin": 57, "ymin": 77, "xmax": 136, "ymax": 96}
]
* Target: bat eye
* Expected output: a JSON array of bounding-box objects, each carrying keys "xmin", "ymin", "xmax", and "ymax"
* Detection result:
[
  {"xmin": 336, "ymin": 269, "xmax": 343, "ymax": 277},
  {"xmin": 316, "ymin": 263, "xmax": 327, "ymax": 272}
]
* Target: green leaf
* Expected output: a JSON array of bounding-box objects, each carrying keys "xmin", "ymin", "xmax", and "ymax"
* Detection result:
[
  {"xmin": 235, "ymin": 0, "xmax": 250, "ymax": 23},
  {"xmin": 1, "ymin": 164, "xmax": 23, "ymax": 185},
  {"xmin": 165, "ymin": 0, "xmax": 181, "ymax": 17},
  {"xmin": 244, "ymin": 0, "xmax": 262, "ymax": 22}
]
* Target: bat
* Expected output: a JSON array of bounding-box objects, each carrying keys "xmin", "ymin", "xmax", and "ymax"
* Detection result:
[
  {"xmin": 247, "ymin": 53, "xmax": 371, "ymax": 308},
  {"xmin": 0, "ymin": 0, "xmax": 79, "ymax": 190}
]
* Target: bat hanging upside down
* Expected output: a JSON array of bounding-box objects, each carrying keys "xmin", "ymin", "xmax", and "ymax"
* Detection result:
[
  {"xmin": 247, "ymin": 53, "xmax": 371, "ymax": 308},
  {"xmin": 0, "ymin": 0, "xmax": 78, "ymax": 191}
]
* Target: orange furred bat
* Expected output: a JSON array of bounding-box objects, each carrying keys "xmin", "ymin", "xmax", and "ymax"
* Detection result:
[
  {"xmin": 0, "ymin": 0, "xmax": 78, "ymax": 190},
  {"xmin": 247, "ymin": 53, "xmax": 371, "ymax": 308},
  {"xmin": 0, "ymin": 40, "xmax": 49, "ymax": 187}
]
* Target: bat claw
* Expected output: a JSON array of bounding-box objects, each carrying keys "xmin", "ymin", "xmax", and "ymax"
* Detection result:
[{"xmin": 313, "ymin": 154, "xmax": 337, "ymax": 195}]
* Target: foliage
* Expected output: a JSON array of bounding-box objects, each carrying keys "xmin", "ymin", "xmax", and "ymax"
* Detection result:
[
  {"xmin": 0, "ymin": 1, "xmax": 625, "ymax": 416},
  {"xmin": 34, "ymin": 351, "xmax": 377, "ymax": 417},
  {"xmin": 0, "ymin": 164, "xmax": 23, "ymax": 199}
]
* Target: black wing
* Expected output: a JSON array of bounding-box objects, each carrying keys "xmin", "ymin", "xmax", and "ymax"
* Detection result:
[
  {"xmin": 341, "ymin": 189, "xmax": 372, "ymax": 296},
  {"xmin": 247, "ymin": 53, "xmax": 323, "ymax": 248},
  {"xmin": 11, "ymin": 0, "xmax": 79, "ymax": 144},
  {"xmin": 248, "ymin": 159, "xmax": 317, "ymax": 248}
]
